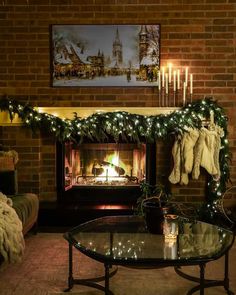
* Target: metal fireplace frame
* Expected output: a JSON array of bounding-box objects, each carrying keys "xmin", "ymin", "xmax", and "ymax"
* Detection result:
[{"xmin": 56, "ymin": 141, "xmax": 157, "ymax": 207}]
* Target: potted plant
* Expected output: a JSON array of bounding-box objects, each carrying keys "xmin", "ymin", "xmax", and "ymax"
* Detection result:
[{"xmin": 135, "ymin": 181, "xmax": 172, "ymax": 234}]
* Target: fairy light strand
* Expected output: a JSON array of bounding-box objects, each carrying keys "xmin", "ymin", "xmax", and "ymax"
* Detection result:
[{"xmin": 0, "ymin": 96, "xmax": 231, "ymax": 219}]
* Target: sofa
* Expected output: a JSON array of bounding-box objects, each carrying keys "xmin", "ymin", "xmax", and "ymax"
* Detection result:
[
  {"xmin": 0, "ymin": 148, "xmax": 39, "ymax": 266},
  {"xmin": 0, "ymin": 148, "xmax": 39, "ymax": 235}
]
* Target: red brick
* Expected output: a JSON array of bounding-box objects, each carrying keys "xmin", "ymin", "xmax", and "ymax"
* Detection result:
[
  {"xmin": 213, "ymin": 18, "xmax": 234, "ymax": 25},
  {"xmin": 213, "ymin": 74, "xmax": 233, "ymax": 80}
]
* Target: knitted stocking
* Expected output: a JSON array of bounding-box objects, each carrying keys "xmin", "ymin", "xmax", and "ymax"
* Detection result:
[
  {"xmin": 212, "ymin": 125, "xmax": 224, "ymax": 180},
  {"xmin": 201, "ymin": 129, "xmax": 219, "ymax": 176},
  {"xmin": 170, "ymin": 129, "xmax": 199, "ymax": 185},
  {"xmin": 180, "ymin": 128, "xmax": 200, "ymax": 185},
  {"xmin": 168, "ymin": 135, "xmax": 181, "ymax": 184},
  {"xmin": 192, "ymin": 129, "xmax": 206, "ymax": 180},
  {"xmin": 193, "ymin": 125, "xmax": 224, "ymax": 180}
]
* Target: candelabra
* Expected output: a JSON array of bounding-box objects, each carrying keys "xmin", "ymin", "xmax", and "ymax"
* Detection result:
[{"xmin": 157, "ymin": 64, "xmax": 193, "ymax": 107}]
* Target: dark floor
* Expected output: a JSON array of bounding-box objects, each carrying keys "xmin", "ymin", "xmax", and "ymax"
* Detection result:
[{"xmin": 0, "ymin": 232, "xmax": 235, "ymax": 295}]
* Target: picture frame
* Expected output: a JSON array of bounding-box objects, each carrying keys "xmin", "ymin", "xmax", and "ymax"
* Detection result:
[{"xmin": 51, "ymin": 24, "xmax": 161, "ymax": 87}]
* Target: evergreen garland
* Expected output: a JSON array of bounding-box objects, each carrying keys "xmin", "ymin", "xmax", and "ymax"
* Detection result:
[{"xmin": 0, "ymin": 96, "xmax": 231, "ymax": 221}]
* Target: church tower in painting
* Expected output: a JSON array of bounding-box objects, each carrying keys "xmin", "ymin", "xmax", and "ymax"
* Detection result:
[
  {"xmin": 112, "ymin": 28, "xmax": 123, "ymax": 66},
  {"xmin": 139, "ymin": 25, "xmax": 149, "ymax": 63}
]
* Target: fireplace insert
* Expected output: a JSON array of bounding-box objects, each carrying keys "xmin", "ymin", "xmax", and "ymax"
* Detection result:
[
  {"xmin": 65, "ymin": 142, "xmax": 145, "ymax": 187},
  {"xmin": 57, "ymin": 141, "xmax": 156, "ymax": 207}
]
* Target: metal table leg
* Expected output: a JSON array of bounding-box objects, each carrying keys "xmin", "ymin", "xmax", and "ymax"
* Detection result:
[
  {"xmin": 105, "ymin": 263, "xmax": 110, "ymax": 295},
  {"xmin": 63, "ymin": 241, "xmax": 117, "ymax": 294},
  {"xmin": 175, "ymin": 251, "xmax": 235, "ymax": 295},
  {"xmin": 64, "ymin": 242, "xmax": 74, "ymax": 292},
  {"xmin": 199, "ymin": 263, "xmax": 205, "ymax": 295},
  {"xmin": 223, "ymin": 252, "xmax": 235, "ymax": 295}
]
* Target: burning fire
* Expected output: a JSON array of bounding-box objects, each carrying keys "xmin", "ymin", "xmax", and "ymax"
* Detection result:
[{"xmin": 96, "ymin": 152, "xmax": 127, "ymax": 183}]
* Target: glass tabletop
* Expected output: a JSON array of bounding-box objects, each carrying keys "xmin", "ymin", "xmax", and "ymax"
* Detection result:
[{"xmin": 64, "ymin": 215, "xmax": 234, "ymax": 266}]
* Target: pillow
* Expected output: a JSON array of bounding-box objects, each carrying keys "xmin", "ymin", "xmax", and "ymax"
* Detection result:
[
  {"xmin": 0, "ymin": 150, "xmax": 19, "ymax": 171},
  {"xmin": 0, "ymin": 156, "xmax": 15, "ymax": 171},
  {"xmin": 0, "ymin": 170, "xmax": 18, "ymax": 195}
]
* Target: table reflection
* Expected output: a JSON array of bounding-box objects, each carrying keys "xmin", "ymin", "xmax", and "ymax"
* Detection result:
[
  {"xmin": 178, "ymin": 222, "xmax": 224, "ymax": 258},
  {"xmin": 73, "ymin": 216, "xmax": 233, "ymax": 261}
]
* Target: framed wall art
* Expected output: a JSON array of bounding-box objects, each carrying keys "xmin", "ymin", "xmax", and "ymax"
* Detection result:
[{"xmin": 51, "ymin": 24, "xmax": 161, "ymax": 87}]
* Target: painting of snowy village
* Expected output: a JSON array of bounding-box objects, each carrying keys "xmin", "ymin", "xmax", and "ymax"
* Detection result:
[{"xmin": 51, "ymin": 24, "xmax": 160, "ymax": 87}]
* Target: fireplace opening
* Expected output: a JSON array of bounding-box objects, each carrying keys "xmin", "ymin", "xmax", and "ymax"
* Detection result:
[
  {"xmin": 56, "ymin": 141, "xmax": 156, "ymax": 207},
  {"xmin": 64, "ymin": 142, "xmax": 146, "ymax": 189}
]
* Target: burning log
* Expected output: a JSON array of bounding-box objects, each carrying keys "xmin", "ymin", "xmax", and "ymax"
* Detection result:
[
  {"xmin": 100, "ymin": 160, "xmax": 125, "ymax": 175},
  {"xmin": 91, "ymin": 160, "xmax": 125, "ymax": 176},
  {"xmin": 92, "ymin": 162, "xmax": 104, "ymax": 176},
  {"xmin": 125, "ymin": 175, "xmax": 138, "ymax": 183},
  {"xmin": 92, "ymin": 167, "xmax": 104, "ymax": 176}
]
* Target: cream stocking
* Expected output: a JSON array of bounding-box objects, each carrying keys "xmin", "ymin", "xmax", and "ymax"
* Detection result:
[
  {"xmin": 169, "ymin": 128, "xmax": 199, "ymax": 185},
  {"xmin": 201, "ymin": 129, "xmax": 218, "ymax": 175},
  {"xmin": 192, "ymin": 129, "xmax": 206, "ymax": 180},
  {"xmin": 169, "ymin": 136, "xmax": 181, "ymax": 184},
  {"xmin": 192, "ymin": 125, "xmax": 224, "ymax": 180},
  {"xmin": 180, "ymin": 128, "xmax": 199, "ymax": 185},
  {"xmin": 168, "ymin": 135, "xmax": 181, "ymax": 184}
]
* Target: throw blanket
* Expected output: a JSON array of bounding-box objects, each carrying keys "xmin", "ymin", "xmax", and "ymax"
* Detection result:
[{"xmin": 0, "ymin": 192, "xmax": 25, "ymax": 267}]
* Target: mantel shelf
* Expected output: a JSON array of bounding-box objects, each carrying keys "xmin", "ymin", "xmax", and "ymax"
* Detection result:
[{"xmin": 0, "ymin": 107, "xmax": 180, "ymax": 126}]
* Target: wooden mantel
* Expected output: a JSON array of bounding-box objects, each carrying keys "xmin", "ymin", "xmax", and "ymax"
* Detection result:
[{"xmin": 0, "ymin": 107, "xmax": 179, "ymax": 126}]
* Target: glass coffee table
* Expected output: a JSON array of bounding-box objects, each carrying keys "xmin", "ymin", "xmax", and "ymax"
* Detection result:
[{"xmin": 63, "ymin": 215, "xmax": 235, "ymax": 295}]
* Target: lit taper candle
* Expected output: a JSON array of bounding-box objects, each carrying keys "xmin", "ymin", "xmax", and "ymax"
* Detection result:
[
  {"xmin": 183, "ymin": 82, "xmax": 186, "ymax": 106},
  {"xmin": 185, "ymin": 67, "xmax": 188, "ymax": 86},
  {"xmin": 165, "ymin": 73, "xmax": 168, "ymax": 94},
  {"xmin": 168, "ymin": 63, "xmax": 172, "ymax": 84},
  {"xmin": 190, "ymin": 73, "xmax": 193, "ymax": 95},
  {"xmin": 173, "ymin": 70, "xmax": 176, "ymax": 92},
  {"xmin": 177, "ymin": 69, "xmax": 180, "ymax": 90},
  {"xmin": 162, "ymin": 67, "xmax": 165, "ymax": 88}
]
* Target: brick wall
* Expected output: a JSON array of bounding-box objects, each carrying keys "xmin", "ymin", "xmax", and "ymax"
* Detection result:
[{"xmin": 0, "ymin": 0, "xmax": 235, "ymax": 203}]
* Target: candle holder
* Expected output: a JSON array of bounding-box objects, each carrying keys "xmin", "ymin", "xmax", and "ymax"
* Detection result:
[
  {"xmin": 163, "ymin": 214, "xmax": 179, "ymax": 239},
  {"xmin": 189, "ymin": 93, "xmax": 193, "ymax": 103},
  {"xmin": 161, "ymin": 86, "xmax": 165, "ymax": 107},
  {"xmin": 165, "ymin": 91, "xmax": 169, "ymax": 107},
  {"xmin": 157, "ymin": 66, "xmax": 193, "ymax": 107},
  {"xmin": 167, "ymin": 82, "xmax": 171, "ymax": 106},
  {"xmin": 173, "ymin": 90, "xmax": 176, "ymax": 107},
  {"xmin": 184, "ymin": 86, "xmax": 194, "ymax": 106},
  {"xmin": 175, "ymin": 89, "xmax": 179, "ymax": 107}
]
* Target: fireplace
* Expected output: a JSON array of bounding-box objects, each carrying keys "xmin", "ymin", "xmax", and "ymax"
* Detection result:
[
  {"xmin": 56, "ymin": 141, "xmax": 156, "ymax": 207},
  {"xmin": 64, "ymin": 142, "xmax": 145, "ymax": 187}
]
